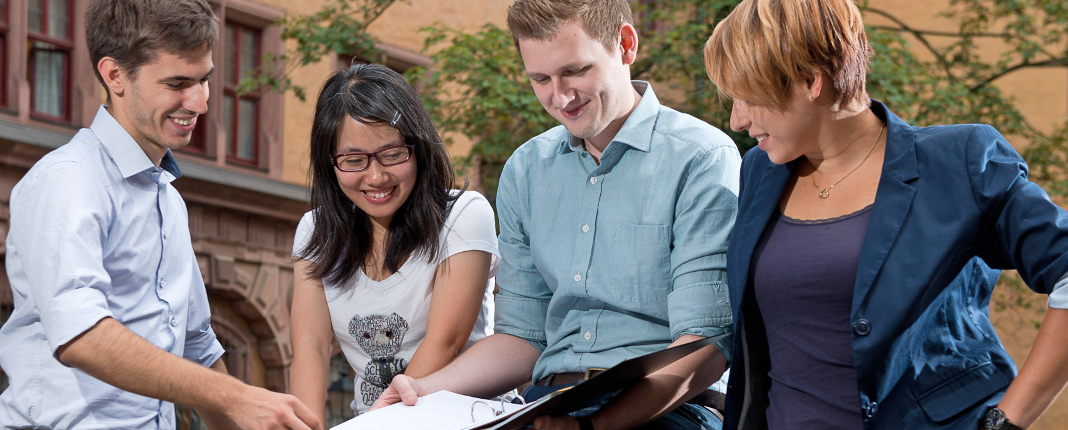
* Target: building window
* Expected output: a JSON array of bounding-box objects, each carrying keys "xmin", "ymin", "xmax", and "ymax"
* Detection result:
[
  {"xmin": 0, "ymin": 0, "xmax": 9, "ymax": 108},
  {"xmin": 223, "ymin": 22, "xmax": 260, "ymax": 166},
  {"xmin": 27, "ymin": 0, "xmax": 72, "ymax": 121}
]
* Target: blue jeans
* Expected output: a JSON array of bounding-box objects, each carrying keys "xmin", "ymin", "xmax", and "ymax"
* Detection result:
[{"xmin": 519, "ymin": 384, "xmax": 723, "ymax": 430}]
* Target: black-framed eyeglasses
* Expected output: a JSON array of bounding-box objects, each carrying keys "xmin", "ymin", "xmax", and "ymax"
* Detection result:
[{"xmin": 332, "ymin": 144, "xmax": 414, "ymax": 172}]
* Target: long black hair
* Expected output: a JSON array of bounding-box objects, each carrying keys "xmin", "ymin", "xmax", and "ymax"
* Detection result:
[{"xmin": 299, "ymin": 63, "xmax": 461, "ymax": 286}]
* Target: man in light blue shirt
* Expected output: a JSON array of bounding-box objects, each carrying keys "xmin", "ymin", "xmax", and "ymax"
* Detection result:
[
  {"xmin": 0, "ymin": 1, "xmax": 320, "ymax": 429},
  {"xmin": 374, "ymin": 1, "xmax": 738, "ymax": 429}
]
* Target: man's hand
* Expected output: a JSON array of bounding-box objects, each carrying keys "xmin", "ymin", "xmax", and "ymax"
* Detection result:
[
  {"xmin": 533, "ymin": 415, "xmax": 582, "ymax": 430},
  {"xmin": 223, "ymin": 385, "xmax": 323, "ymax": 430},
  {"xmin": 371, "ymin": 375, "xmax": 428, "ymax": 410}
]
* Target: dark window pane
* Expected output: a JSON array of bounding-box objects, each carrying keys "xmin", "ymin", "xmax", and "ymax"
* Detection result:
[
  {"xmin": 223, "ymin": 95, "xmax": 234, "ymax": 156},
  {"xmin": 28, "ymin": 0, "xmax": 42, "ymax": 33},
  {"xmin": 225, "ymin": 25, "xmax": 236, "ymax": 84},
  {"xmin": 48, "ymin": 0, "xmax": 68, "ymax": 39},
  {"xmin": 32, "ymin": 45, "xmax": 65, "ymax": 117},
  {"xmin": 238, "ymin": 99, "xmax": 255, "ymax": 160}
]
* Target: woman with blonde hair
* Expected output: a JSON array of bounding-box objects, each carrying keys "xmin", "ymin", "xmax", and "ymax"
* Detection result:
[{"xmin": 704, "ymin": 0, "xmax": 1068, "ymax": 428}]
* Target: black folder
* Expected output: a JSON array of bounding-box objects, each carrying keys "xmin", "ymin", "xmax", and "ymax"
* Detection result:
[{"xmin": 464, "ymin": 333, "xmax": 730, "ymax": 430}]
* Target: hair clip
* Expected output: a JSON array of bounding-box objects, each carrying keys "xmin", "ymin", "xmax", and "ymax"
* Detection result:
[{"xmin": 390, "ymin": 111, "xmax": 402, "ymax": 126}]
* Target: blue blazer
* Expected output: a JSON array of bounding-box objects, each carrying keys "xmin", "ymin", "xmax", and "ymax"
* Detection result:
[{"xmin": 724, "ymin": 101, "xmax": 1068, "ymax": 429}]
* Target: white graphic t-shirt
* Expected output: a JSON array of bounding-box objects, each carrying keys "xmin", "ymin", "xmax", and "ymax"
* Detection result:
[{"xmin": 293, "ymin": 191, "xmax": 500, "ymax": 414}]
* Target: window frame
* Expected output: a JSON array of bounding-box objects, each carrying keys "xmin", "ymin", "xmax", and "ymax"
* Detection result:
[
  {"xmin": 222, "ymin": 21, "xmax": 261, "ymax": 167},
  {"xmin": 26, "ymin": 0, "xmax": 73, "ymax": 122}
]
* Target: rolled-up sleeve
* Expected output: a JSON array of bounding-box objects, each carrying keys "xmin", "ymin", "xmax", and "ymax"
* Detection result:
[
  {"xmin": 966, "ymin": 125, "xmax": 1068, "ymax": 307},
  {"xmin": 493, "ymin": 157, "xmax": 551, "ymax": 352},
  {"xmin": 183, "ymin": 256, "xmax": 225, "ymax": 366},
  {"xmin": 668, "ymin": 145, "xmax": 740, "ymax": 361},
  {"xmin": 11, "ymin": 164, "xmax": 115, "ymax": 354}
]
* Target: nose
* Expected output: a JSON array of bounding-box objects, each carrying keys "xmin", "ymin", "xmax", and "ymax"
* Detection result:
[
  {"xmin": 184, "ymin": 80, "xmax": 209, "ymax": 115},
  {"xmin": 551, "ymin": 78, "xmax": 574, "ymax": 109},
  {"xmin": 364, "ymin": 158, "xmax": 388, "ymax": 185},
  {"xmin": 729, "ymin": 100, "xmax": 749, "ymax": 132}
]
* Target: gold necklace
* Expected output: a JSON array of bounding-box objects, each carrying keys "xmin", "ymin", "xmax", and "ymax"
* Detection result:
[{"xmin": 810, "ymin": 125, "xmax": 885, "ymax": 199}]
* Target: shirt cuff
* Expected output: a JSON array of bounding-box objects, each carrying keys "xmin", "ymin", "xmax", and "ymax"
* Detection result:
[
  {"xmin": 184, "ymin": 326, "xmax": 225, "ymax": 367},
  {"xmin": 44, "ymin": 287, "xmax": 113, "ymax": 354},
  {"xmin": 492, "ymin": 295, "xmax": 549, "ymax": 353},
  {"xmin": 1049, "ymin": 272, "xmax": 1068, "ymax": 309}
]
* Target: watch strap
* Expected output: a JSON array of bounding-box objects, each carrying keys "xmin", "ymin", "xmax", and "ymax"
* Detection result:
[{"xmin": 576, "ymin": 415, "xmax": 595, "ymax": 430}]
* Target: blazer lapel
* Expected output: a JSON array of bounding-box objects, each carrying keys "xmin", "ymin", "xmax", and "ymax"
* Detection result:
[{"xmin": 852, "ymin": 102, "xmax": 920, "ymax": 310}]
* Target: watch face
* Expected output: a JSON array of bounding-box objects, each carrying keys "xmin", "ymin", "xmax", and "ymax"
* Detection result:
[{"xmin": 985, "ymin": 408, "xmax": 1006, "ymax": 430}]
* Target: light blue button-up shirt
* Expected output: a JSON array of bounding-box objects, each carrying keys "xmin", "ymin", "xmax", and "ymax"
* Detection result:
[
  {"xmin": 494, "ymin": 82, "xmax": 739, "ymax": 383},
  {"xmin": 0, "ymin": 106, "xmax": 224, "ymax": 429}
]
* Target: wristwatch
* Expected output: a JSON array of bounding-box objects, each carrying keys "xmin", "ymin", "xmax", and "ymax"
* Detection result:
[{"xmin": 983, "ymin": 407, "xmax": 1023, "ymax": 430}]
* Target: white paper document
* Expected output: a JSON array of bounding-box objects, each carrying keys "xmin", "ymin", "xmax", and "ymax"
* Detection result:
[{"xmin": 330, "ymin": 391, "xmax": 527, "ymax": 430}]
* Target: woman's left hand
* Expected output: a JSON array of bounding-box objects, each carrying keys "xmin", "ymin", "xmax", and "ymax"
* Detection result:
[{"xmin": 532, "ymin": 415, "xmax": 581, "ymax": 430}]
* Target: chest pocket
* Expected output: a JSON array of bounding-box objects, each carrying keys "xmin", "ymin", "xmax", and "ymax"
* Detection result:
[{"xmin": 608, "ymin": 223, "xmax": 671, "ymax": 302}]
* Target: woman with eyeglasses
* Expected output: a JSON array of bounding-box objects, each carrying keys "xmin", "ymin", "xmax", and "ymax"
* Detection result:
[{"xmin": 289, "ymin": 63, "xmax": 500, "ymax": 422}]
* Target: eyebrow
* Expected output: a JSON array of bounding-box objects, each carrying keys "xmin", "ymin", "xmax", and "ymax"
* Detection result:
[
  {"xmin": 525, "ymin": 62, "xmax": 590, "ymax": 79},
  {"xmin": 337, "ymin": 139, "xmax": 405, "ymax": 154},
  {"xmin": 159, "ymin": 67, "xmax": 216, "ymax": 83}
]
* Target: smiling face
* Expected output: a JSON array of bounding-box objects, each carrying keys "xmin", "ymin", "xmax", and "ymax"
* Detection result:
[
  {"xmin": 519, "ymin": 20, "xmax": 636, "ymax": 148},
  {"xmin": 729, "ymin": 82, "xmax": 819, "ymax": 165},
  {"xmin": 334, "ymin": 117, "xmax": 417, "ymax": 230},
  {"xmin": 112, "ymin": 49, "xmax": 214, "ymax": 164}
]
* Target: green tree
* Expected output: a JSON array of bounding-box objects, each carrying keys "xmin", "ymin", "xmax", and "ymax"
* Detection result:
[{"xmin": 239, "ymin": 0, "xmax": 399, "ymax": 101}]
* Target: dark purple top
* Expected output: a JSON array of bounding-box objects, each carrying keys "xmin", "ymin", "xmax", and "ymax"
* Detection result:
[{"xmin": 747, "ymin": 205, "xmax": 873, "ymax": 430}]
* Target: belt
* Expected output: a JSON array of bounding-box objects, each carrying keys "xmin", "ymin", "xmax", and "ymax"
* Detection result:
[{"xmin": 537, "ymin": 368, "xmax": 607, "ymax": 386}]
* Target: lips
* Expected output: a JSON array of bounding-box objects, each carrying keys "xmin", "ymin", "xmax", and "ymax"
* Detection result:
[
  {"xmin": 559, "ymin": 101, "xmax": 589, "ymax": 119},
  {"xmin": 170, "ymin": 116, "xmax": 197, "ymax": 133},
  {"xmin": 362, "ymin": 187, "xmax": 395, "ymax": 204}
]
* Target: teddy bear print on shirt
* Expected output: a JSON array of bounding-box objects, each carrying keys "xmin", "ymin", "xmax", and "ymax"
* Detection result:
[{"xmin": 349, "ymin": 313, "xmax": 410, "ymax": 406}]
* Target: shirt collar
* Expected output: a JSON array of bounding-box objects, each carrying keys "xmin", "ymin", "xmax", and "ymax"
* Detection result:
[
  {"xmin": 561, "ymin": 81, "xmax": 659, "ymax": 155},
  {"xmin": 89, "ymin": 106, "xmax": 182, "ymax": 179}
]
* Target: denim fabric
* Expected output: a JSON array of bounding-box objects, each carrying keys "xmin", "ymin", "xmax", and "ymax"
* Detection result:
[
  {"xmin": 493, "ymin": 82, "xmax": 740, "ymax": 384},
  {"xmin": 0, "ymin": 106, "xmax": 224, "ymax": 429},
  {"xmin": 519, "ymin": 384, "xmax": 722, "ymax": 430}
]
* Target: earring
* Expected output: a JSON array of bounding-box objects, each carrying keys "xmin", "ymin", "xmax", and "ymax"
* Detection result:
[{"xmin": 808, "ymin": 95, "xmax": 813, "ymax": 100}]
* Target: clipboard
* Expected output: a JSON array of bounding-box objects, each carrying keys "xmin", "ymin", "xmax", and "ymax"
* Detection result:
[{"xmin": 464, "ymin": 332, "xmax": 730, "ymax": 430}]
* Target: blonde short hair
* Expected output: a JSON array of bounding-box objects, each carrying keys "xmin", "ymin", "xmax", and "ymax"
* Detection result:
[
  {"xmin": 506, "ymin": 0, "xmax": 633, "ymax": 52},
  {"xmin": 704, "ymin": 0, "xmax": 872, "ymax": 110}
]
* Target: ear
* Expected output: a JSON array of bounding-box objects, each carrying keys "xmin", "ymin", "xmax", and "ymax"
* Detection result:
[
  {"xmin": 618, "ymin": 23, "xmax": 638, "ymax": 65},
  {"xmin": 805, "ymin": 68, "xmax": 824, "ymax": 101},
  {"xmin": 97, "ymin": 57, "xmax": 126, "ymax": 97}
]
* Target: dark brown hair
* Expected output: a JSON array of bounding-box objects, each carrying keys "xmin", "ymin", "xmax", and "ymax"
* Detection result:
[
  {"xmin": 506, "ymin": 0, "xmax": 633, "ymax": 51},
  {"xmin": 85, "ymin": 0, "xmax": 219, "ymax": 99},
  {"xmin": 299, "ymin": 63, "xmax": 462, "ymax": 286}
]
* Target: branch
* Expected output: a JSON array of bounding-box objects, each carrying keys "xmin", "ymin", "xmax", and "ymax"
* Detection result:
[
  {"xmin": 861, "ymin": 6, "xmax": 959, "ymax": 83},
  {"xmin": 865, "ymin": 24, "xmax": 1012, "ymax": 39},
  {"xmin": 970, "ymin": 58, "xmax": 1068, "ymax": 92}
]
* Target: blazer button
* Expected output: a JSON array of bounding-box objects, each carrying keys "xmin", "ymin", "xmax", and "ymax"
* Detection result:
[
  {"xmin": 853, "ymin": 319, "xmax": 871, "ymax": 336},
  {"xmin": 864, "ymin": 401, "xmax": 878, "ymax": 418}
]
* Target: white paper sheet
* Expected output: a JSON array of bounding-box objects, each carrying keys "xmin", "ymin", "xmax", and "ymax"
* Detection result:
[{"xmin": 330, "ymin": 391, "xmax": 526, "ymax": 430}]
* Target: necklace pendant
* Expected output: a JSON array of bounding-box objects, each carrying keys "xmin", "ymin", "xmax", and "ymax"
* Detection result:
[{"xmin": 818, "ymin": 189, "xmax": 830, "ymax": 199}]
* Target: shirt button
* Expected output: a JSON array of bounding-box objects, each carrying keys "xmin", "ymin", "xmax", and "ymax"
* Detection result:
[
  {"xmin": 584, "ymin": 331, "xmax": 592, "ymax": 340},
  {"xmin": 853, "ymin": 319, "xmax": 872, "ymax": 336},
  {"xmin": 581, "ymin": 224, "xmax": 590, "ymax": 233},
  {"xmin": 574, "ymin": 274, "xmax": 582, "ymax": 282},
  {"xmin": 170, "ymin": 317, "xmax": 179, "ymax": 327},
  {"xmin": 589, "ymin": 177, "xmax": 598, "ymax": 185}
]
